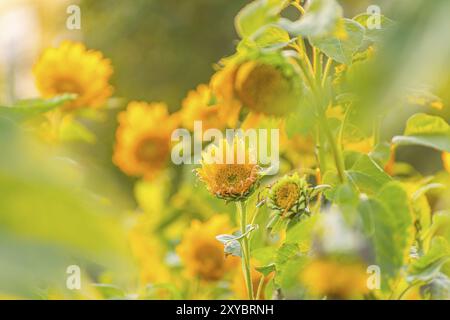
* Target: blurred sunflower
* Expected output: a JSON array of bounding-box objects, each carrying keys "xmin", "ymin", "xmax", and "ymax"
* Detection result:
[
  {"xmin": 196, "ymin": 137, "xmax": 260, "ymax": 201},
  {"xmin": 176, "ymin": 215, "xmax": 239, "ymax": 282},
  {"xmin": 235, "ymin": 61, "xmax": 300, "ymax": 116},
  {"xmin": 210, "ymin": 54, "xmax": 301, "ymax": 117},
  {"xmin": 113, "ymin": 101, "xmax": 179, "ymax": 180},
  {"xmin": 128, "ymin": 215, "xmax": 170, "ymax": 286},
  {"xmin": 33, "ymin": 41, "xmax": 113, "ymax": 109},
  {"xmin": 180, "ymin": 84, "xmax": 240, "ymax": 131},
  {"xmin": 301, "ymin": 258, "xmax": 369, "ymax": 299}
]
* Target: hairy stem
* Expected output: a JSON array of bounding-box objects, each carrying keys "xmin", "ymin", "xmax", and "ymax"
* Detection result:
[{"xmin": 237, "ymin": 201, "xmax": 254, "ymax": 300}]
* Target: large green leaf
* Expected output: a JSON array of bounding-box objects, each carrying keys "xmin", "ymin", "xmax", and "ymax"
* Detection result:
[
  {"xmin": 346, "ymin": 153, "xmax": 392, "ymax": 195},
  {"xmin": 359, "ymin": 182, "xmax": 414, "ymax": 291},
  {"xmin": 309, "ymin": 18, "xmax": 365, "ymax": 65},
  {"xmin": 279, "ymin": 0, "xmax": 343, "ymax": 37},
  {"xmin": 0, "ymin": 124, "xmax": 132, "ymax": 297},
  {"xmin": 393, "ymin": 113, "xmax": 450, "ymax": 152},
  {"xmin": 0, "ymin": 94, "xmax": 76, "ymax": 122},
  {"xmin": 235, "ymin": 0, "xmax": 287, "ymax": 38}
]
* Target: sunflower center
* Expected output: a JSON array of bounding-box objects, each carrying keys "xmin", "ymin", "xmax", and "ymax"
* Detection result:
[
  {"xmin": 275, "ymin": 183, "xmax": 300, "ymax": 210},
  {"xmin": 53, "ymin": 78, "xmax": 83, "ymax": 95},
  {"xmin": 215, "ymin": 164, "xmax": 252, "ymax": 188},
  {"xmin": 135, "ymin": 135, "xmax": 169, "ymax": 164}
]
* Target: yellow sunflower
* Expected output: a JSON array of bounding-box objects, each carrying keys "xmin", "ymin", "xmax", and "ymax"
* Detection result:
[
  {"xmin": 196, "ymin": 137, "xmax": 260, "ymax": 201},
  {"xmin": 128, "ymin": 215, "xmax": 170, "ymax": 286},
  {"xmin": 301, "ymin": 258, "xmax": 369, "ymax": 299},
  {"xmin": 180, "ymin": 84, "xmax": 240, "ymax": 131},
  {"xmin": 33, "ymin": 41, "xmax": 113, "ymax": 109},
  {"xmin": 235, "ymin": 61, "xmax": 300, "ymax": 116},
  {"xmin": 176, "ymin": 215, "xmax": 239, "ymax": 282},
  {"xmin": 113, "ymin": 101, "xmax": 179, "ymax": 180}
]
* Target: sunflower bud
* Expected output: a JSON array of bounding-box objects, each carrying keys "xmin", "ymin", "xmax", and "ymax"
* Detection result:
[{"xmin": 267, "ymin": 173, "xmax": 319, "ymax": 219}]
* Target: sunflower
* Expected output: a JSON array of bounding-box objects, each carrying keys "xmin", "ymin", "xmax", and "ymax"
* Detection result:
[
  {"xmin": 196, "ymin": 137, "xmax": 260, "ymax": 201},
  {"xmin": 113, "ymin": 101, "xmax": 179, "ymax": 180},
  {"xmin": 267, "ymin": 173, "xmax": 316, "ymax": 219},
  {"xmin": 235, "ymin": 60, "xmax": 300, "ymax": 116},
  {"xmin": 176, "ymin": 215, "xmax": 239, "ymax": 282},
  {"xmin": 210, "ymin": 53, "xmax": 302, "ymax": 117},
  {"xmin": 128, "ymin": 215, "xmax": 170, "ymax": 286},
  {"xmin": 180, "ymin": 84, "xmax": 240, "ymax": 131},
  {"xmin": 301, "ymin": 258, "xmax": 369, "ymax": 299},
  {"xmin": 33, "ymin": 41, "xmax": 113, "ymax": 109}
]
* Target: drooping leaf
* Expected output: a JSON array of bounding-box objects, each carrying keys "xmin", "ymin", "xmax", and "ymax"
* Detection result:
[
  {"xmin": 393, "ymin": 113, "xmax": 450, "ymax": 152},
  {"xmin": 0, "ymin": 94, "xmax": 76, "ymax": 122}
]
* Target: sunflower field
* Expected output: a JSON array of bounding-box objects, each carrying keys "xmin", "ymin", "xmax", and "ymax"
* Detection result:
[{"xmin": 0, "ymin": 0, "xmax": 450, "ymax": 301}]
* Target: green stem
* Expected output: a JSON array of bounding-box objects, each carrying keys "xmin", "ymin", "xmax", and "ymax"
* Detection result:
[
  {"xmin": 320, "ymin": 112, "xmax": 346, "ymax": 183},
  {"xmin": 297, "ymin": 52, "xmax": 346, "ymax": 183},
  {"xmin": 237, "ymin": 201, "xmax": 254, "ymax": 300},
  {"xmin": 255, "ymin": 275, "xmax": 265, "ymax": 300},
  {"xmin": 321, "ymin": 58, "xmax": 333, "ymax": 87},
  {"xmin": 313, "ymin": 47, "xmax": 322, "ymax": 82}
]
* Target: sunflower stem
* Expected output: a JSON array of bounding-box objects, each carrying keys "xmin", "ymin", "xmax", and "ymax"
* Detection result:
[
  {"xmin": 237, "ymin": 201, "xmax": 254, "ymax": 300},
  {"xmin": 255, "ymin": 274, "xmax": 265, "ymax": 300}
]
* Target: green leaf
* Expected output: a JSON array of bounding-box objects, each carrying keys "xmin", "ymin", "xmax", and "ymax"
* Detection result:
[
  {"xmin": 279, "ymin": 0, "xmax": 343, "ymax": 37},
  {"xmin": 393, "ymin": 113, "xmax": 450, "ymax": 152},
  {"xmin": 0, "ymin": 94, "xmax": 76, "ymax": 122},
  {"xmin": 353, "ymin": 13, "xmax": 395, "ymax": 43},
  {"xmin": 275, "ymin": 243, "xmax": 299, "ymax": 266},
  {"xmin": 59, "ymin": 119, "xmax": 97, "ymax": 144},
  {"xmin": 346, "ymin": 153, "xmax": 392, "ymax": 195},
  {"xmin": 309, "ymin": 18, "xmax": 365, "ymax": 65},
  {"xmin": 359, "ymin": 182, "xmax": 414, "ymax": 291},
  {"xmin": 251, "ymin": 24, "xmax": 291, "ymax": 50},
  {"xmin": 252, "ymin": 246, "xmax": 276, "ymax": 265},
  {"xmin": 369, "ymin": 142, "xmax": 392, "ymax": 168},
  {"xmin": 0, "ymin": 126, "xmax": 131, "ymax": 297},
  {"xmin": 285, "ymin": 215, "xmax": 318, "ymax": 247},
  {"xmin": 255, "ymin": 263, "xmax": 276, "ymax": 277},
  {"xmin": 408, "ymin": 237, "xmax": 450, "ymax": 282},
  {"xmin": 92, "ymin": 284, "xmax": 126, "ymax": 299},
  {"xmin": 235, "ymin": 0, "xmax": 287, "ymax": 38}
]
